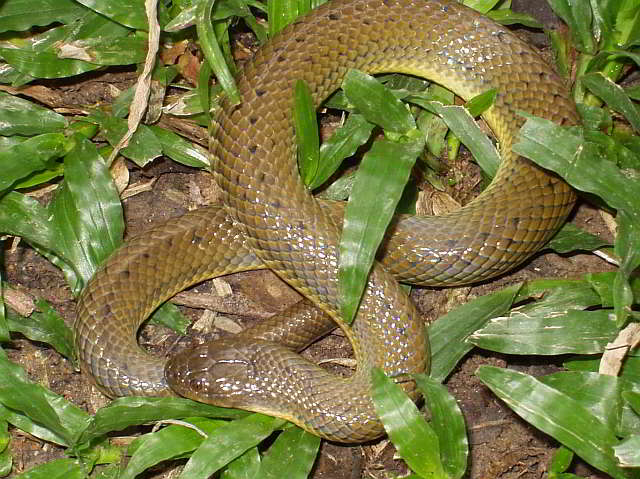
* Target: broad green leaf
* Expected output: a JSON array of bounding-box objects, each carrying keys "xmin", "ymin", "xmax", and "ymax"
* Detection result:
[
  {"xmin": 414, "ymin": 375, "xmax": 468, "ymax": 479},
  {"xmin": 343, "ymin": 69, "xmax": 416, "ymax": 134},
  {"xmin": 587, "ymin": 271, "xmax": 640, "ymax": 308},
  {"xmin": 624, "ymin": 391, "xmax": 640, "ymax": 415},
  {"xmin": 0, "ymin": 402, "xmax": 68, "ymax": 446},
  {"xmin": 6, "ymin": 300, "xmax": 74, "ymax": 360},
  {"xmin": 310, "ymin": 113, "xmax": 374, "ymax": 190},
  {"xmin": 66, "ymin": 36, "xmax": 148, "ymax": 66},
  {"xmin": 89, "ymin": 111, "xmax": 162, "ymax": 167},
  {"xmin": 0, "ymin": 91, "xmax": 67, "ymax": 135},
  {"xmin": 268, "ymin": 0, "xmax": 311, "ymax": 36},
  {"xmin": 565, "ymin": 356, "xmax": 640, "ymax": 384},
  {"xmin": 149, "ymin": 126, "xmax": 209, "ymax": 169},
  {"xmin": 49, "ymin": 135, "xmax": 123, "ymax": 293},
  {"xmin": 372, "ymin": 369, "xmax": 446, "ymax": 478},
  {"xmin": 547, "ymin": 0, "xmax": 596, "ymax": 54},
  {"xmin": 197, "ymin": 0, "xmax": 240, "ymax": 106},
  {"xmin": 477, "ymin": 366, "xmax": 627, "ymax": 479},
  {"xmin": 487, "ymin": 9, "xmax": 542, "ymax": 28},
  {"xmin": 613, "ymin": 209, "xmax": 640, "ymax": 325},
  {"xmin": 0, "ymin": 133, "xmax": 67, "ymax": 192},
  {"xmin": 74, "ymin": 0, "xmax": 147, "ymax": 30},
  {"xmin": 582, "ymin": 72, "xmax": 640, "ymax": 133},
  {"xmin": 339, "ymin": 137, "xmax": 422, "ymax": 323},
  {"xmin": 221, "ymin": 447, "xmax": 261, "ymax": 479},
  {"xmin": 77, "ymin": 397, "xmax": 247, "ymax": 445},
  {"xmin": 549, "ymin": 447, "xmax": 574, "ymax": 474},
  {"xmin": 122, "ymin": 418, "xmax": 225, "ymax": 479},
  {"xmin": 12, "ymin": 459, "xmax": 84, "ymax": 479},
  {"xmin": 540, "ymin": 372, "xmax": 640, "ymax": 437},
  {"xmin": 178, "ymin": 414, "xmax": 285, "ymax": 479},
  {"xmin": 429, "ymin": 284, "xmax": 520, "ymax": 382},
  {"xmin": 409, "ymin": 100, "xmax": 500, "ymax": 177},
  {"xmin": 258, "ymin": 426, "xmax": 320, "ymax": 479},
  {"xmin": 0, "ymin": 419, "xmax": 10, "ymax": 476},
  {"xmin": 416, "ymin": 109, "xmax": 448, "ymax": 160},
  {"xmin": 514, "ymin": 114, "xmax": 640, "ymax": 215},
  {"xmin": 294, "ymin": 79, "xmax": 320, "ymax": 186},
  {"xmin": 0, "ymin": 262, "xmax": 6, "ymax": 343},
  {"xmin": 0, "ymin": 0, "xmax": 88, "ymax": 33},
  {"xmin": 464, "ymin": 88, "xmax": 497, "ymax": 118},
  {"xmin": 149, "ymin": 302, "xmax": 191, "ymax": 335},
  {"xmin": 514, "ymin": 278, "xmax": 603, "ymax": 312},
  {"xmin": 469, "ymin": 309, "xmax": 617, "ymax": 355},
  {"xmin": 546, "ymin": 222, "xmax": 610, "ymax": 253},
  {"xmin": 0, "ymin": 353, "xmax": 90, "ymax": 447},
  {"xmin": 0, "ymin": 47, "xmax": 100, "ymax": 79},
  {"xmin": 613, "ymin": 435, "xmax": 640, "ymax": 467}
]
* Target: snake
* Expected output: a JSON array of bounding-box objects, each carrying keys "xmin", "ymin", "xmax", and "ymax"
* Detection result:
[{"xmin": 74, "ymin": 0, "xmax": 578, "ymax": 443}]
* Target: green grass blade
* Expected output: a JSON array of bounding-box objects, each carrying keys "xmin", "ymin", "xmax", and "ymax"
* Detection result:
[
  {"xmin": 414, "ymin": 375, "xmax": 468, "ymax": 479},
  {"xmin": 429, "ymin": 284, "xmax": 520, "ymax": 382},
  {"xmin": 258, "ymin": 426, "xmax": 320, "ymax": 479},
  {"xmin": 477, "ymin": 366, "xmax": 627, "ymax": 479}
]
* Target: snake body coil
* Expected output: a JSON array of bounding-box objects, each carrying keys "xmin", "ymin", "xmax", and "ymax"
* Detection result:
[{"xmin": 75, "ymin": 0, "xmax": 577, "ymax": 442}]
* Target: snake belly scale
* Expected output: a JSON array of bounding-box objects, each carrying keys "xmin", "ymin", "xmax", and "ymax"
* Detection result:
[{"xmin": 74, "ymin": 0, "xmax": 578, "ymax": 443}]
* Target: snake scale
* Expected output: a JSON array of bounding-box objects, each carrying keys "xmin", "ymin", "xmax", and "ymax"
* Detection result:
[{"xmin": 75, "ymin": 0, "xmax": 578, "ymax": 442}]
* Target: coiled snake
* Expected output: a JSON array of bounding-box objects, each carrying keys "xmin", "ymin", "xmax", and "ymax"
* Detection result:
[{"xmin": 75, "ymin": 0, "xmax": 577, "ymax": 443}]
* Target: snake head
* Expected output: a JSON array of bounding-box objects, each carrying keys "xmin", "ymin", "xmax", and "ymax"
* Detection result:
[{"xmin": 164, "ymin": 337, "xmax": 302, "ymax": 415}]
